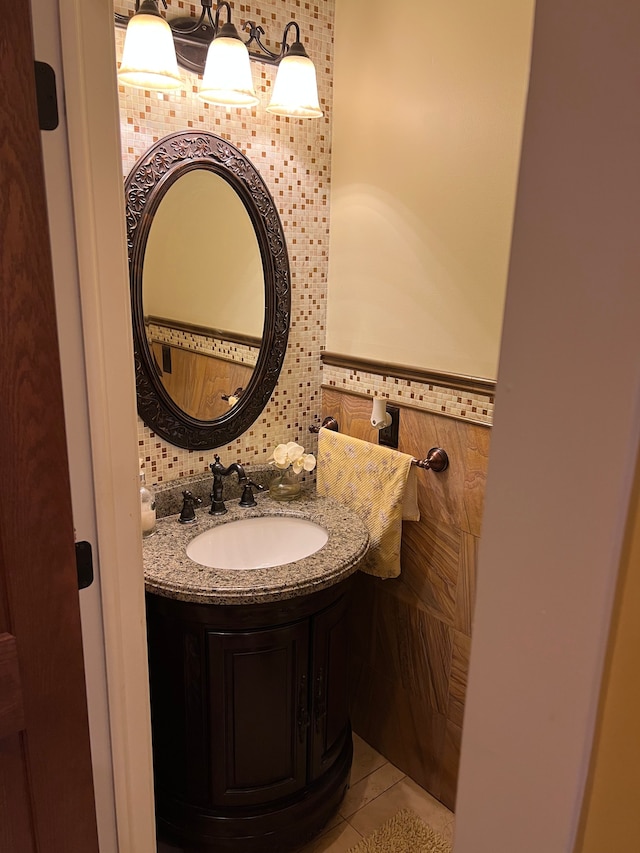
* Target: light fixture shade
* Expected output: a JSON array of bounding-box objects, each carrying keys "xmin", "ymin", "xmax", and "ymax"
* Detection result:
[
  {"xmin": 266, "ymin": 48, "xmax": 323, "ymax": 118},
  {"xmin": 198, "ymin": 27, "xmax": 259, "ymax": 108},
  {"xmin": 118, "ymin": 7, "xmax": 182, "ymax": 91}
]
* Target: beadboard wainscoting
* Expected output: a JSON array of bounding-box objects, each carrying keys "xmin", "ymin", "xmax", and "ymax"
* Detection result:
[{"xmin": 321, "ymin": 387, "xmax": 490, "ymax": 808}]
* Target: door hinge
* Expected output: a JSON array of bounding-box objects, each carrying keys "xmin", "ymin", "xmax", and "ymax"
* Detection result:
[
  {"xmin": 34, "ymin": 61, "xmax": 59, "ymax": 131},
  {"xmin": 75, "ymin": 541, "xmax": 94, "ymax": 590}
]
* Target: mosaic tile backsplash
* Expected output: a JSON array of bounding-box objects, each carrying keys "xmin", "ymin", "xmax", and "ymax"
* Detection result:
[
  {"xmin": 147, "ymin": 323, "xmax": 259, "ymax": 367},
  {"xmin": 322, "ymin": 364, "xmax": 495, "ymax": 426},
  {"xmin": 114, "ymin": 0, "xmax": 333, "ymax": 483}
]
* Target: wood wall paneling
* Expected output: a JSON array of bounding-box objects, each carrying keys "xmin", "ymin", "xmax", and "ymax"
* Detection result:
[
  {"xmin": 348, "ymin": 658, "xmax": 447, "ymax": 800},
  {"xmin": 401, "ymin": 406, "xmax": 468, "ymax": 531},
  {"xmin": 440, "ymin": 720, "xmax": 463, "ymax": 809},
  {"xmin": 373, "ymin": 579, "xmax": 452, "ymax": 715},
  {"xmin": 458, "ymin": 421, "xmax": 491, "ymax": 537},
  {"xmin": 401, "ymin": 519, "xmax": 460, "ymax": 625},
  {"xmin": 151, "ymin": 342, "xmax": 253, "ymax": 421},
  {"xmin": 322, "ymin": 388, "xmax": 379, "ymax": 444},
  {"xmin": 455, "ymin": 533, "xmax": 479, "ymax": 637},
  {"xmin": 448, "ymin": 631, "xmax": 472, "ymax": 729},
  {"xmin": 322, "ymin": 389, "xmax": 489, "ymax": 809}
]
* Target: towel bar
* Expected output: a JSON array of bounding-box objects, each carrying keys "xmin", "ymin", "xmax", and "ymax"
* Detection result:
[
  {"xmin": 412, "ymin": 447, "xmax": 449, "ymax": 472},
  {"xmin": 308, "ymin": 417, "xmax": 449, "ymax": 473},
  {"xmin": 309, "ymin": 416, "xmax": 339, "ymax": 433}
]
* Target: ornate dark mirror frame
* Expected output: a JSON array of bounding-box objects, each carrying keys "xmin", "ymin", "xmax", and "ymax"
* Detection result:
[{"xmin": 125, "ymin": 131, "xmax": 290, "ymax": 450}]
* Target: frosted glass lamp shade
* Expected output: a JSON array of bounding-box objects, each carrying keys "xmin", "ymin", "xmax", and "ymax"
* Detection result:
[
  {"xmin": 266, "ymin": 47, "xmax": 323, "ymax": 118},
  {"xmin": 118, "ymin": 8, "xmax": 182, "ymax": 91},
  {"xmin": 198, "ymin": 26, "xmax": 259, "ymax": 108}
]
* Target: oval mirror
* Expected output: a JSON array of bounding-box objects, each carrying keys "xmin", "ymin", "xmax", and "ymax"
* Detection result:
[
  {"xmin": 125, "ymin": 132, "xmax": 290, "ymax": 450},
  {"xmin": 143, "ymin": 169, "xmax": 264, "ymax": 421}
]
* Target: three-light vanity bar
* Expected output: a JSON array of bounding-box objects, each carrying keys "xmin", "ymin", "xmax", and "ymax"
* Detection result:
[{"xmin": 115, "ymin": 0, "xmax": 323, "ymax": 117}]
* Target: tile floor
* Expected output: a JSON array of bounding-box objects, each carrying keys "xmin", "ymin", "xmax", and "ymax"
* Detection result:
[{"xmin": 158, "ymin": 734, "xmax": 455, "ymax": 852}]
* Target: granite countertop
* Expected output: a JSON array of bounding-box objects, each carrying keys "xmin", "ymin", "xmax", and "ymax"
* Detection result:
[{"xmin": 143, "ymin": 492, "xmax": 369, "ymax": 605}]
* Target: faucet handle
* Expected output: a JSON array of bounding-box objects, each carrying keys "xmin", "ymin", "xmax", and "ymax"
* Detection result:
[
  {"xmin": 210, "ymin": 454, "xmax": 224, "ymax": 474},
  {"xmin": 239, "ymin": 479, "xmax": 266, "ymax": 508},
  {"xmin": 210, "ymin": 456, "xmax": 228, "ymax": 516},
  {"xmin": 179, "ymin": 490, "xmax": 202, "ymax": 524}
]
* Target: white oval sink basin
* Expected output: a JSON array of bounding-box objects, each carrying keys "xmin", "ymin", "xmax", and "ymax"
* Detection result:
[{"xmin": 186, "ymin": 516, "xmax": 329, "ymax": 570}]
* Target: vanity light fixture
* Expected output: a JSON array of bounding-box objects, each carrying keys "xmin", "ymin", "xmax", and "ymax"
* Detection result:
[
  {"xmin": 117, "ymin": 0, "xmax": 182, "ymax": 91},
  {"xmin": 198, "ymin": 5, "xmax": 258, "ymax": 108},
  {"xmin": 265, "ymin": 22, "xmax": 323, "ymax": 118},
  {"xmin": 115, "ymin": 0, "xmax": 323, "ymax": 118}
]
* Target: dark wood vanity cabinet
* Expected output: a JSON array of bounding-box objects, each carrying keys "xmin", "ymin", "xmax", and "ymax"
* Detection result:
[
  {"xmin": 146, "ymin": 577, "xmax": 354, "ymax": 852},
  {"xmin": 208, "ymin": 620, "xmax": 309, "ymax": 807}
]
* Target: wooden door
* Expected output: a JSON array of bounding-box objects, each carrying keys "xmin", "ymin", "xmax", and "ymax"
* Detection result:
[{"xmin": 0, "ymin": 2, "xmax": 99, "ymax": 851}]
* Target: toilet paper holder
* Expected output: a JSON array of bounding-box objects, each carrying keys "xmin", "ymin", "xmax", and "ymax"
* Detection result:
[{"xmin": 308, "ymin": 416, "xmax": 449, "ymax": 472}]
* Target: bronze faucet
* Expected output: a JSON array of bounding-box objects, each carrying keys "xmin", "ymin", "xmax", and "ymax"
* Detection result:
[{"xmin": 209, "ymin": 455, "xmax": 264, "ymax": 515}]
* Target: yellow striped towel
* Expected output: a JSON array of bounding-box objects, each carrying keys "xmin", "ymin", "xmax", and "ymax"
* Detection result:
[{"xmin": 316, "ymin": 429, "xmax": 418, "ymax": 579}]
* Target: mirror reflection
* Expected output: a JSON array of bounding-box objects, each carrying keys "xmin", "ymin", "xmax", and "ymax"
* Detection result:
[
  {"xmin": 142, "ymin": 169, "xmax": 264, "ymax": 421},
  {"xmin": 127, "ymin": 130, "xmax": 290, "ymax": 450}
]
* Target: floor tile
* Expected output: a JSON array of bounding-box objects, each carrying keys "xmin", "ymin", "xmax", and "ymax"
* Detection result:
[
  {"xmin": 339, "ymin": 761, "xmax": 406, "ymax": 819},
  {"xmin": 296, "ymin": 818, "xmax": 363, "ymax": 853},
  {"xmin": 350, "ymin": 732, "xmax": 387, "ymax": 786},
  {"xmin": 347, "ymin": 775, "xmax": 454, "ymax": 840}
]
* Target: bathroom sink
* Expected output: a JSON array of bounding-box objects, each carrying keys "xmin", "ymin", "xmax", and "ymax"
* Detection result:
[{"xmin": 186, "ymin": 516, "xmax": 329, "ymax": 570}]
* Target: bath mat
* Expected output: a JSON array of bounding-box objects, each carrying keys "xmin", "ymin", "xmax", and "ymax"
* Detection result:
[{"xmin": 347, "ymin": 808, "xmax": 452, "ymax": 853}]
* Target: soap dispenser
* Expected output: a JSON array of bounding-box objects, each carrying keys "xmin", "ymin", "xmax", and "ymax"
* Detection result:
[{"xmin": 139, "ymin": 459, "xmax": 156, "ymax": 538}]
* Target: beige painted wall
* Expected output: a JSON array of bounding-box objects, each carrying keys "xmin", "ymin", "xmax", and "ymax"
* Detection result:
[
  {"xmin": 576, "ymin": 450, "xmax": 640, "ymax": 853},
  {"xmin": 144, "ymin": 169, "xmax": 264, "ymax": 338},
  {"xmin": 327, "ymin": 0, "xmax": 534, "ymax": 380}
]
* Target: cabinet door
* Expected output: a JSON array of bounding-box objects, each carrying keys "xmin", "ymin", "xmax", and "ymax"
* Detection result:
[
  {"xmin": 309, "ymin": 594, "xmax": 351, "ymax": 781},
  {"xmin": 147, "ymin": 611, "xmax": 212, "ymax": 807},
  {"xmin": 208, "ymin": 622, "xmax": 309, "ymax": 807}
]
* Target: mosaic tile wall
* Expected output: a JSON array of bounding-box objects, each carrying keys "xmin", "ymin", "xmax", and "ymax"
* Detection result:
[
  {"xmin": 147, "ymin": 323, "xmax": 259, "ymax": 367},
  {"xmin": 322, "ymin": 364, "xmax": 495, "ymax": 426},
  {"xmin": 114, "ymin": 0, "xmax": 333, "ymax": 483}
]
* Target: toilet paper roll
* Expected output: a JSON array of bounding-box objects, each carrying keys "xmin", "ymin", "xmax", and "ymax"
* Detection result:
[{"xmin": 371, "ymin": 397, "xmax": 392, "ymax": 429}]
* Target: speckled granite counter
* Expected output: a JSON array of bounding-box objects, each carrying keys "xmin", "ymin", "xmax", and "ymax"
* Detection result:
[{"xmin": 143, "ymin": 492, "xmax": 369, "ymax": 605}]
